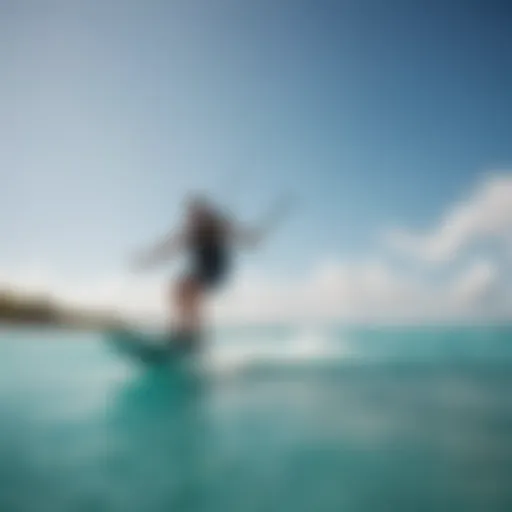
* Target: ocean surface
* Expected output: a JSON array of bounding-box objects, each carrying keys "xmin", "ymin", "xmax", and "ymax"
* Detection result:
[{"xmin": 0, "ymin": 324, "xmax": 511, "ymax": 512}]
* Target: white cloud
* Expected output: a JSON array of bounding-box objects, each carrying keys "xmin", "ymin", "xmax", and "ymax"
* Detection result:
[
  {"xmin": 448, "ymin": 260, "xmax": 497, "ymax": 306},
  {"xmin": 385, "ymin": 173, "xmax": 512, "ymax": 264},
  {"xmin": 213, "ymin": 258, "xmax": 508, "ymax": 324}
]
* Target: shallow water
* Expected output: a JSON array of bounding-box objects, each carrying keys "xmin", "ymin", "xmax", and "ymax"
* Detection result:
[{"xmin": 0, "ymin": 325, "xmax": 511, "ymax": 511}]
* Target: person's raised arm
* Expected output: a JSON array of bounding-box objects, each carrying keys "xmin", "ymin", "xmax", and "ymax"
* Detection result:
[
  {"xmin": 228, "ymin": 195, "xmax": 294, "ymax": 249},
  {"xmin": 228, "ymin": 221, "xmax": 263, "ymax": 249}
]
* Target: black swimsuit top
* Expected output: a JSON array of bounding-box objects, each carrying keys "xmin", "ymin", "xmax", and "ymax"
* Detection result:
[{"xmin": 189, "ymin": 216, "xmax": 228, "ymax": 268}]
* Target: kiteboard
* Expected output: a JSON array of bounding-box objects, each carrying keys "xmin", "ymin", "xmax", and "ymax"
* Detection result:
[{"xmin": 105, "ymin": 327, "xmax": 201, "ymax": 365}]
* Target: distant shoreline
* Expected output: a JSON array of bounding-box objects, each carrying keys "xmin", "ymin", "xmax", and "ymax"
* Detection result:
[{"xmin": 0, "ymin": 289, "xmax": 126, "ymax": 331}]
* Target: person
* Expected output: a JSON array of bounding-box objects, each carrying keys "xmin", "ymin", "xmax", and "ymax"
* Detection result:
[{"xmin": 132, "ymin": 194, "xmax": 263, "ymax": 347}]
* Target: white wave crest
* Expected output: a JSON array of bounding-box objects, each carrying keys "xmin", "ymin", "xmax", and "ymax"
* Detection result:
[{"xmin": 201, "ymin": 328, "xmax": 354, "ymax": 375}]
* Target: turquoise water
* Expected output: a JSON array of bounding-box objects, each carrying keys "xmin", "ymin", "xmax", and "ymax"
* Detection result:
[{"xmin": 1, "ymin": 325, "xmax": 512, "ymax": 511}]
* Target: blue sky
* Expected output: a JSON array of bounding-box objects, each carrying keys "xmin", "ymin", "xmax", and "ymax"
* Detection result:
[{"xmin": 1, "ymin": 1, "xmax": 512, "ymax": 322}]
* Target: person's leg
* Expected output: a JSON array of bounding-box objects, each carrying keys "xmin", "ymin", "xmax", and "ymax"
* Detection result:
[{"xmin": 173, "ymin": 275, "xmax": 204, "ymax": 334}]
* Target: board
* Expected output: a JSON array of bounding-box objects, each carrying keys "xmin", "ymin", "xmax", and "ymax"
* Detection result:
[{"xmin": 105, "ymin": 328, "xmax": 201, "ymax": 365}]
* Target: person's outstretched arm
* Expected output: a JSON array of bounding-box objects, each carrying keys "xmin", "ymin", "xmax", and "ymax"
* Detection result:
[{"xmin": 228, "ymin": 222, "xmax": 263, "ymax": 249}]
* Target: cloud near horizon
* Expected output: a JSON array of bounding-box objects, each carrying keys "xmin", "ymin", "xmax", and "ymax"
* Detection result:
[
  {"xmin": 1, "ymin": 173, "xmax": 511, "ymax": 325},
  {"xmin": 384, "ymin": 173, "xmax": 512, "ymax": 264}
]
